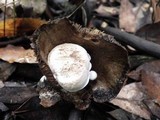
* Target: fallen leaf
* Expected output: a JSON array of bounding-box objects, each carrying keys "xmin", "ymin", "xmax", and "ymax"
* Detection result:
[
  {"xmin": 136, "ymin": 22, "xmax": 160, "ymax": 44},
  {"xmin": 0, "ymin": 0, "xmax": 47, "ymax": 15},
  {"xmin": 151, "ymin": 0, "xmax": 160, "ymax": 23},
  {"xmin": 0, "ymin": 81, "xmax": 4, "ymax": 88},
  {"xmin": 109, "ymin": 109, "xmax": 141, "ymax": 120},
  {"xmin": 0, "ymin": 85, "xmax": 37, "ymax": 104},
  {"xmin": 95, "ymin": 5, "xmax": 119, "ymax": 16},
  {"xmin": 18, "ymin": 0, "xmax": 47, "ymax": 15},
  {"xmin": 0, "ymin": 102, "xmax": 8, "ymax": 112},
  {"xmin": 119, "ymin": 0, "xmax": 136, "ymax": 32},
  {"xmin": 47, "ymin": 0, "xmax": 85, "ymax": 19},
  {"xmin": 110, "ymin": 82, "xmax": 151, "ymax": 119},
  {"xmin": 119, "ymin": 0, "xmax": 151, "ymax": 32},
  {"xmin": 141, "ymin": 70, "xmax": 160, "ymax": 105},
  {"xmin": 128, "ymin": 55, "xmax": 155, "ymax": 69},
  {"xmin": 0, "ymin": 44, "xmax": 37, "ymax": 63},
  {"xmin": 144, "ymin": 100, "xmax": 160, "ymax": 118},
  {"xmin": 0, "ymin": 60, "xmax": 16, "ymax": 81},
  {"xmin": 127, "ymin": 60, "xmax": 160, "ymax": 80},
  {"xmin": 0, "ymin": 18, "xmax": 46, "ymax": 37}
]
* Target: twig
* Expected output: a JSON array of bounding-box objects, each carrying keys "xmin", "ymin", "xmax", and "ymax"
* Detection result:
[
  {"xmin": 0, "ymin": 37, "xmax": 30, "ymax": 47},
  {"xmin": 93, "ymin": 19, "xmax": 160, "ymax": 58}
]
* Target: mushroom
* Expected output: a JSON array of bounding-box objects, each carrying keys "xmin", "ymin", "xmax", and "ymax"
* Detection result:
[
  {"xmin": 47, "ymin": 43, "xmax": 97, "ymax": 92},
  {"xmin": 32, "ymin": 18, "xmax": 128, "ymax": 109}
]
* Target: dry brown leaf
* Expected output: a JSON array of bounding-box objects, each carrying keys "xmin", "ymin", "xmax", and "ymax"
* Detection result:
[
  {"xmin": 141, "ymin": 70, "xmax": 160, "ymax": 105},
  {"xmin": 0, "ymin": 60, "xmax": 16, "ymax": 81},
  {"xmin": 151, "ymin": 0, "xmax": 160, "ymax": 23},
  {"xmin": 136, "ymin": 22, "xmax": 160, "ymax": 44},
  {"xmin": 0, "ymin": 45, "xmax": 37, "ymax": 63},
  {"xmin": 0, "ymin": 18, "xmax": 46, "ymax": 37},
  {"xmin": 119, "ymin": 0, "xmax": 136, "ymax": 32},
  {"xmin": 0, "ymin": 81, "xmax": 4, "ymax": 88},
  {"xmin": 110, "ymin": 82, "xmax": 151, "ymax": 119},
  {"xmin": 95, "ymin": 5, "xmax": 119, "ymax": 16},
  {"xmin": 0, "ymin": 85, "xmax": 38, "ymax": 104},
  {"xmin": 145, "ymin": 100, "xmax": 160, "ymax": 118},
  {"xmin": 127, "ymin": 60, "xmax": 160, "ymax": 80},
  {"xmin": 119, "ymin": 0, "xmax": 151, "ymax": 33}
]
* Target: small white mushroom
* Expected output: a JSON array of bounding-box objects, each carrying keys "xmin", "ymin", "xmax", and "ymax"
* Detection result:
[
  {"xmin": 47, "ymin": 43, "xmax": 97, "ymax": 92},
  {"xmin": 89, "ymin": 71, "xmax": 97, "ymax": 80}
]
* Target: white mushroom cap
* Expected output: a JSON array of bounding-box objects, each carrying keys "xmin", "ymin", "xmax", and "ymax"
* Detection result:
[
  {"xmin": 89, "ymin": 71, "xmax": 97, "ymax": 80},
  {"xmin": 47, "ymin": 43, "xmax": 97, "ymax": 92}
]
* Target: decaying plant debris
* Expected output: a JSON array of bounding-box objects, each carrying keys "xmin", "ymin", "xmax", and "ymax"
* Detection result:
[
  {"xmin": 0, "ymin": 18, "xmax": 46, "ymax": 37},
  {"xmin": 0, "ymin": 0, "xmax": 160, "ymax": 120}
]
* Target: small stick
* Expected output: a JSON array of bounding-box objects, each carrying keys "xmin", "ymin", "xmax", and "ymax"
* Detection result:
[
  {"xmin": 0, "ymin": 37, "xmax": 30, "ymax": 47},
  {"xmin": 93, "ymin": 19, "xmax": 160, "ymax": 58}
]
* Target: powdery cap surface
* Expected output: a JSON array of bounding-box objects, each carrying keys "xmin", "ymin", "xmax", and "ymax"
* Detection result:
[{"xmin": 48, "ymin": 43, "xmax": 97, "ymax": 92}]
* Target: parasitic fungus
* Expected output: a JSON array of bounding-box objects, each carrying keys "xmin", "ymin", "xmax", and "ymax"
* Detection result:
[
  {"xmin": 48, "ymin": 43, "xmax": 97, "ymax": 92},
  {"xmin": 32, "ymin": 18, "xmax": 128, "ymax": 109}
]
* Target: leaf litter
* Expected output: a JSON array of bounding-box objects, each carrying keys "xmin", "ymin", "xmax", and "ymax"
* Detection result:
[{"xmin": 0, "ymin": 0, "xmax": 160, "ymax": 120}]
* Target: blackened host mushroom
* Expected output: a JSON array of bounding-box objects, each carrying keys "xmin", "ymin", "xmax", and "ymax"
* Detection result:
[{"xmin": 32, "ymin": 18, "xmax": 128, "ymax": 109}]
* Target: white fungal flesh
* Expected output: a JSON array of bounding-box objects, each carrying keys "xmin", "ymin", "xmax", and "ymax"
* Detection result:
[
  {"xmin": 40, "ymin": 75, "xmax": 47, "ymax": 82},
  {"xmin": 89, "ymin": 71, "xmax": 97, "ymax": 80},
  {"xmin": 48, "ymin": 43, "xmax": 97, "ymax": 92}
]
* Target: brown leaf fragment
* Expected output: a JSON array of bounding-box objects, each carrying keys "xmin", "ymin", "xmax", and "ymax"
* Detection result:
[
  {"xmin": 151, "ymin": 0, "xmax": 160, "ymax": 23},
  {"xmin": 109, "ymin": 109, "xmax": 143, "ymax": 120},
  {"xmin": 0, "ymin": 18, "xmax": 46, "ymax": 38},
  {"xmin": 0, "ymin": 81, "xmax": 4, "ymax": 88},
  {"xmin": 128, "ymin": 55, "xmax": 156, "ymax": 70},
  {"xmin": 110, "ymin": 82, "xmax": 151, "ymax": 119},
  {"xmin": 119, "ymin": 0, "xmax": 136, "ymax": 32},
  {"xmin": 136, "ymin": 22, "xmax": 160, "ymax": 44},
  {"xmin": 119, "ymin": 0, "xmax": 151, "ymax": 33},
  {"xmin": 127, "ymin": 60, "xmax": 160, "ymax": 80},
  {"xmin": 0, "ymin": 60, "xmax": 16, "ymax": 81},
  {"xmin": 0, "ymin": 86, "xmax": 38, "ymax": 104},
  {"xmin": 144, "ymin": 100, "xmax": 160, "ymax": 118},
  {"xmin": 0, "ymin": 102, "xmax": 8, "ymax": 112},
  {"xmin": 141, "ymin": 70, "xmax": 160, "ymax": 105},
  {"xmin": 0, "ymin": 44, "xmax": 37, "ymax": 63},
  {"xmin": 127, "ymin": 70, "xmax": 141, "ymax": 80},
  {"xmin": 95, "ymin": 5, "xmax": 119, "ymax": 16}
]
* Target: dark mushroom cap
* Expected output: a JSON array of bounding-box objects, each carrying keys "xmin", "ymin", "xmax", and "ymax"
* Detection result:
[{"xmin": 32, "ymin": 18, "xmax": 129, "ymax": 109}]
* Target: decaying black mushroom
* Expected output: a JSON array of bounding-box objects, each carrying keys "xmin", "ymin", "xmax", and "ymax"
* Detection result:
[{"xmin": 31, "ymin": 18, "xmax": 128, "ymax": 110}]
